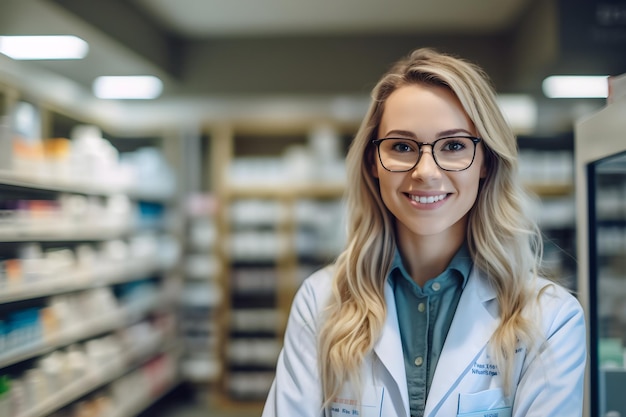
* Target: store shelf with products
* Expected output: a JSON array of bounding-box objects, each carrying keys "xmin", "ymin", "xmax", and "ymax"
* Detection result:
[
  {"xmin": 208, "ymin": 123, "xmax": 351, "ymax": 406},
  {"xmin": 223, "ymin": 197, "xmax": 290, "ymax": 403},
  {"xmin": 517, "ymin": 133, "xmax": 577, "ymax": 290},
  {"xmin": 0, "ymin": 87, "xmax": 184, "ymax": 417},
  {"xmin": 0, "ymin": 282, "xmax": 172, "ymax": 365},
  {"xmin": 518, "ymin": 133, "xmax": 575, "ymax": 195},
  {"xmin": 180, "ymin": 193, "xmax": 224, "ymax": 385},
  {"xmin": 4, "ymin": 320, "xmax": 179, "ymax": 417}
]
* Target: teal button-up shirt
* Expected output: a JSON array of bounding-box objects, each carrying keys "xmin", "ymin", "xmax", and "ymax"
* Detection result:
[{"xmin": 389, "ymin": 245, "xmax": 472, "ymax": 417}]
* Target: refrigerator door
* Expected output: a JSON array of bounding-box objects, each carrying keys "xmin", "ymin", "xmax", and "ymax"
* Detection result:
[{"xmin": 591, "ymin": 152, "xmax": 626, "ymax": 417}]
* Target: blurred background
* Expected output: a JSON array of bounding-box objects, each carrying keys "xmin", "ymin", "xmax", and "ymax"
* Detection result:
[{"xmin": 0, "ymin": 0, "xmax": 625, "ymax": 416}]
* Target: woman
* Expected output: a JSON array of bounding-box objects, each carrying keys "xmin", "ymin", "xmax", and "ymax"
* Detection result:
[{"xmin": 262, "ymin": 48, "xmax": 586, "ymax": 417}]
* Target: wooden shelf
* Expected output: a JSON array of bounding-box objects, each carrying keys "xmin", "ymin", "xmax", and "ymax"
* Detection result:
[
  {"xmin": 524, "ymin": 182, "xmax": 574, "ymax": 197},
  {"xmin": 225, "ymin": 182, "xmax": 345, "ymax": 200}
]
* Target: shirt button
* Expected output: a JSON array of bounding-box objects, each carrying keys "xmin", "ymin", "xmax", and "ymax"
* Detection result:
[
  {"xmin": 418, "ymin": 302, "xmax": 425, "ymax": 312},
  {"xmin": 432, "ymin": 282, "xmax": 441, "ymax": 291},
  {"xmin": 414, "ymin": 356, "xmax": 424, "ymax": 366}
]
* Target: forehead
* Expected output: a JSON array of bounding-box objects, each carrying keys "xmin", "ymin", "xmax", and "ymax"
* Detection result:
[{"xmin": 379, "ymin": 84, "xmax": 474, "ymax": 136}]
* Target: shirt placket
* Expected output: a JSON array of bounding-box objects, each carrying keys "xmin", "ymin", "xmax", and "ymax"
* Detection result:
[{"xmin": 410, "ymin": 293, "xmax": 429, "ymax": 417}]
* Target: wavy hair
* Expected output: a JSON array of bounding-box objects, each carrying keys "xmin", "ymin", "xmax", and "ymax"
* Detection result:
[{"xmin": 318, "ymin": 48, "xmax": 543, "ymax": 404}]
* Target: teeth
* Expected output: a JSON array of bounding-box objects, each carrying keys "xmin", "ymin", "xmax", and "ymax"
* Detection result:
[{"xmin": 410, "ymin": 194, "xmax": 447, "ymax": 204}]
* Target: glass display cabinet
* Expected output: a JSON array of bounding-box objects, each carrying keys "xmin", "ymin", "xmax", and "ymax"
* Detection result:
[{"xmin": 576, "ymin": 97, "xmax": 626, "ymax": 417}]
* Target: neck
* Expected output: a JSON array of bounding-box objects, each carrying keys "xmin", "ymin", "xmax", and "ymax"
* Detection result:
[{"xmin": 396, "ymin": 225, "xmax": 465, "ymax": 287}]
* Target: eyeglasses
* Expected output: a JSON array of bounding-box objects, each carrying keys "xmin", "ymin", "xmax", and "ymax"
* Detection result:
[{"xmin": 371, "ymin": 136, "xmax": 482, "ymax": 172}]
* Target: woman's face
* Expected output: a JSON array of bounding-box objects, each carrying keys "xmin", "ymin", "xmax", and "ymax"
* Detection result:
[{"xmin": 372, "ymin": 83, "xmax": 487, "ymax": 243}]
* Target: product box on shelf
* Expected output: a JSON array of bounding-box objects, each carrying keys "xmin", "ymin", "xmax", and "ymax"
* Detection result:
[{"xmin": 9, "ymin": 101, "xmax": 45, "ymax": 176}]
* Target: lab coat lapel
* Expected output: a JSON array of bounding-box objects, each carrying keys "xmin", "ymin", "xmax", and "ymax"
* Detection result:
[
  {"xmin": 425, "ymin": 268, "xmax": 499, "ymax": 417},
  {"xmin": 373, "ymin": 280, "xmax": 409, "ymax": 415}
]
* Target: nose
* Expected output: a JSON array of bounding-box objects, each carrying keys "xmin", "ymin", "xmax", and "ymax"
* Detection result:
[{"xmin": 411, "ymin": 145, "xmax": 442, "ymax": 180}]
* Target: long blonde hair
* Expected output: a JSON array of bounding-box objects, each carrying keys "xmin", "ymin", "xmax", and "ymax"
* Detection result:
[{"xmin": 318, "ymin": 48, "xmax": 543, "ymax": 404}]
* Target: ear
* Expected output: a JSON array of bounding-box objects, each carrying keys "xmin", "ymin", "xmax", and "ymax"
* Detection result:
[
  {"xmin": 479, "ymin": 160, "xmax": 487, "ymax": 179},
  {"xmin": 371, "ymin": 163, "xmax": 380, "ymax": 179},
  {"xmin": 370, "ymin": 149, "xmax": 380, "ymax": 179},
  {"xmin": 479, "ymin": 145, "xmax": 491, "ymax": 179}
]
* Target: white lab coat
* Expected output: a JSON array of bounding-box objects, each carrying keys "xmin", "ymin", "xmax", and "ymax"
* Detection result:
[{"xmin": 262, "ymin": 266, "xmax": 587, "ymax": 417}]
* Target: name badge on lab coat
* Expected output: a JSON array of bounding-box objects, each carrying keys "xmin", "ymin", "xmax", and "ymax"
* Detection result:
[{"xmin": 330, "ymin": 385, "xmax": 385, "ymax": 417}]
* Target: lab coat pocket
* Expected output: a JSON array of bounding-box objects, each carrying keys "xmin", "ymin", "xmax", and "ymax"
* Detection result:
[
  {"xmin": 457, "ymin": 388, "xmax": 511, "ymax": 417},
  {"xmin": 329, "ymin": 385, "xmax": 385, "ymax": 417}
]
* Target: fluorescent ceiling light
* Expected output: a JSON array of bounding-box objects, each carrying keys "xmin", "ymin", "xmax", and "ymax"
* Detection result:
[
  {"xmin": 542, "ymin": 75, "xmax": 609, "ymax": 98},
  {"xmin": 93, "ymin": 76, "xmax": 163, "ymax": 99},
  {"xmin": 496, "ymin": 94, "xmax": 537, "ymax": 133},
  {"xmin": 0, "ymin": 35, "xmax": 88, "ymax": 60}
]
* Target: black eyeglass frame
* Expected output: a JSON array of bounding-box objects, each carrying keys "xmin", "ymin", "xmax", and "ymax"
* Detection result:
[{"xmin": 371, "ymin": 136, "xmax": 482, "ymax": 172}]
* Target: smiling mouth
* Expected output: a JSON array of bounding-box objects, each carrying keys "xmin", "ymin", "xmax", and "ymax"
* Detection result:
[{"xmin": 407, "ymin": 193, "xmax": 449, "ymax": 204}]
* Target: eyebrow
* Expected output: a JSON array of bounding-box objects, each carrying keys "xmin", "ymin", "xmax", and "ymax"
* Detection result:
[{"xmin": 382, "ymin": 128, "xmax": 475, "ymax": 138}]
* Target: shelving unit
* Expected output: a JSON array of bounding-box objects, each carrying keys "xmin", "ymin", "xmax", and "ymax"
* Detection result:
[
  {"xmin": 206, "ymin": 123, "xmax": 351, "ymax": 407},
  {"xmin": 222, "ymin": 188, "xmax": 346, "ymax": 403},
  {"xmin": 180, "ymin": 193, "xmax": 223, "ymax": 386},
  {"xmin": 518, "ymin": 133, "xmax": 577, "ymax": 290},
  {"xmin": 0, "ymin": 85, "xmax": 184, "ymax": 417}
]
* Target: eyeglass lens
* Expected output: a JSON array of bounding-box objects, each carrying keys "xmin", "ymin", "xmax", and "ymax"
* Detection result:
[{"xmin": 377, "ymin": 137, "xmax": 477, "ymax": 171}]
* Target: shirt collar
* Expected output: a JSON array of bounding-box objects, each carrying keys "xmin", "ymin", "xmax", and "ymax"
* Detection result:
[{"xmin": 389, "ymin": 243, "xmax": 473, "ymax": 289}]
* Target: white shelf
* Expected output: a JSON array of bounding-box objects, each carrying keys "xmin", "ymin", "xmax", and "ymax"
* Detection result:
[
  {"xmin": 0, "ymin": 258, "xmax": 161, "ymax": 304},
  {"xmin": 0, "ymin": 169, "xmax": 126, "ymax": 195},
  {"xmin": 0, "ymin": 224, "xmax": 133, "ymax": 242},
  {"xmin": 0, "ymin": 170, "xmax": 174, "ymax": 202}
]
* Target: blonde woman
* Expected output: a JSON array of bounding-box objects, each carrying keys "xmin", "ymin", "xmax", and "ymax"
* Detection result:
[{"xmin": 262, "ymin": 48, "xmax": 586, "ymax": 417}]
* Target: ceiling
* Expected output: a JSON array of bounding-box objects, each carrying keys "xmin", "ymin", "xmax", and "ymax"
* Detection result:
[
  {"xmin": 132, "ymin": 0, "xmax": 530, "ymax": 37},
  {"xmin": 0, "ymin": 0, "xmax": 625, "ymax": 134}
]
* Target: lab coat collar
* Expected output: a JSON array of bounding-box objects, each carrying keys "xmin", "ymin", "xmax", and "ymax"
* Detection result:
[
  {"xmin": 425, "ymin": 267, "xmax": 499, "ymax": 416},
  {"xmin": 373, "ymin": 279, "xmax": 410, "ymax": 415}
]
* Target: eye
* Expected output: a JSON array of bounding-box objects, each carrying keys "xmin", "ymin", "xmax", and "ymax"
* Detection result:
[
  {"xmin": 389, "ymin": 139, "xmax": 417, "ymax": 153},
  {"xmin": 439, "ymin": 138, "xmax": 467, "ymax": 152}
]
